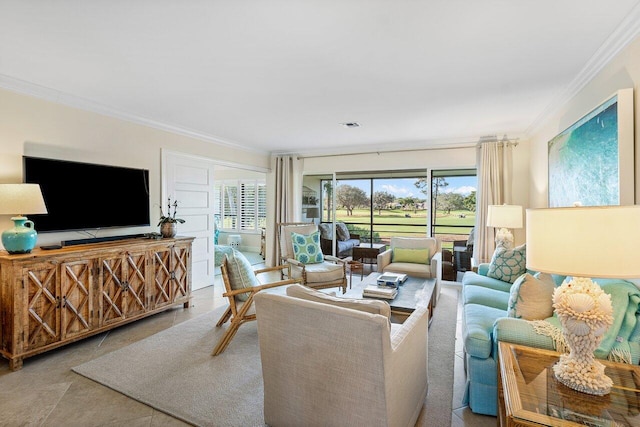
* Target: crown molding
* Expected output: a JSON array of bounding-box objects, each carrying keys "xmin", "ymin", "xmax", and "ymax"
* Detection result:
[
  {"xmin": 276, "ymin": 134, "xmax": 516, "ymax": 158},
  {"xmin": 0, "ymin": 74, "xmax": 269, "ymax": 156},
  {"xmin": 526, "ymin": 3, "xmax": 640, "ymax": 136}
]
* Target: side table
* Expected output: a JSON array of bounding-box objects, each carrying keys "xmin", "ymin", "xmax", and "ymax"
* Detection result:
[
  {"xmin": 352, "ymin": 243, "xmax": 386, "ymax": 268},
  {"xmin": 346, "ymin": 259, "xmax": 364, "ymax": 287},
  {"xmin": 498, "ymin": 342, "xmax": 640, "ymax": 426}
]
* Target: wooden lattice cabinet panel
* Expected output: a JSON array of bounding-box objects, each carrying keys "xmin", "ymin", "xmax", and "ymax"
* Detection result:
[
  {"xmin": 150, "ymin": 241, "xmax": 191, "ymax": 310},
  {"xmin": 99, "ymin": 250, "xmax": 148, "ymax": 326},
  {"xmin": 60, "ymin": 260, "xmax": 93, "ymax": 340},
  {"xmin": 23, "ymin": 262, "xmax": 60, "ymax": 351},
  {"xmin": 0, "ymin": 237, "xmax": 193, "ymax": 370}
]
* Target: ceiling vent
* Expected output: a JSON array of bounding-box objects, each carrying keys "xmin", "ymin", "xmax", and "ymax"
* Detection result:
[{"xmin": 340, "ymin": 122, "xmax": 361, "ymax": 128}]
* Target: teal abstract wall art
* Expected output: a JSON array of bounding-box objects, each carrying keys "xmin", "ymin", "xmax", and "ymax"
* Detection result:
[{"xmin": 548, "ymin": 89, "xmax": 634, "ymax": 208}]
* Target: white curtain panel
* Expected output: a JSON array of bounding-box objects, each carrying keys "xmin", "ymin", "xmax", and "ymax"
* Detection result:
[{"xmin": 474, "ymin": 141, "xmax": 514, "ymax": 263}]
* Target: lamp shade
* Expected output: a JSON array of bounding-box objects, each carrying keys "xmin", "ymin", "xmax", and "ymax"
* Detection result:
[
  {"xmin": 526, "ymin": 205, "xmax": 640, "ymax": 278},
  {"xmin": 305, "ymin": 207, "xmax": 319, "ymax": 219},
  {"xmin": 486, "ymin": 205, "xmax": 523, "ymax": 229},
  {"xmin": 0, "ymin": 184, "xmax": 48, "ymax": 215}
]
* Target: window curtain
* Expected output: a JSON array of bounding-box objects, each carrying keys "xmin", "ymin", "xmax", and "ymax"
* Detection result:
[
  {"xmin": 474, "ymin": 140, "xmax": 514, "ymax": 263},
  {"xmin": 271, "ymin": 155, "xmax": 302, "ymax": 265}
]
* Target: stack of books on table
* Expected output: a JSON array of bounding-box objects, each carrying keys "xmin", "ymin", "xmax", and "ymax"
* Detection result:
[
  {"xmin": 363, "ymin": 284, "xmax": 398, "ymax": 300},
  {"xmin": 376, "ymin": 273, "xmax": 408, "ymax": 288}
]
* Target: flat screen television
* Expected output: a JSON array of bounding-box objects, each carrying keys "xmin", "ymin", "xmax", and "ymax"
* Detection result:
[{"xmin": 23, "ymin": 156, "xmax": 151, "ymax": 232}]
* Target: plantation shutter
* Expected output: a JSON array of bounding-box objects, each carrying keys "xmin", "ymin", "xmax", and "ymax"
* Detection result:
[
  {"xmin": 240, "ymin": 180, "xmax": 257, "ymax": 230},
  {"xmin": 258, "ymin": 182, "xmax": 267, "ymax": 229},
  {"xmin": 214, "ymin": 179, "xmax": 266, "ymax": 232},
  {"xmin": 223, "ymin": 182, "xmax": 238, "ymax": 229}
]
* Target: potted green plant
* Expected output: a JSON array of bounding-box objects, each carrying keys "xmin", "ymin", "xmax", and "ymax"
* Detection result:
[{"xmin": 158, "ymin": 197, "xmax": 185, "ymax": 238}]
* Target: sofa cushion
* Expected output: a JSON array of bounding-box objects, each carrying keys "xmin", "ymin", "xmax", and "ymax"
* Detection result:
[
  {"xmin": 461, "ymin": 271, "xmax": 513, "ymax": 293},
  {"xmin": 337, "ymin": 239, "xmax": 359, "ymax": 253},
  {"xmin": 336, "ymin": 222, "xmax": 351, "ymax": 241},
  {"xmin": 487, "ymin": 244, "xmax": 526, "ymax": 284},
  {"xmin": 290, "ymin": 261, "xmax": 345, "ymax": 284},
  {"xmin": 383, "ymin": 262, "xmax": 432, "ymax": 278},
  {"xmin": 291, "ymin": 231, "xmax": 324, "ymax": 264},
  {"xmin": 392, "ymin": 247, "xmax": 430, "ymax": 264},
  {"xmin": 507, "ymin": 273, "xmax": 555, "ymax": 320},
  {"xmin": 463, "ymin": 285, "xmax": 510, "ymax": 310},
  {"xmin": 286, "ymin": 284, "xmax": 390, "ymax": 319},
  {"xmin": 463, "ymin": 303, "xmax": 506, "ymax": 359}
]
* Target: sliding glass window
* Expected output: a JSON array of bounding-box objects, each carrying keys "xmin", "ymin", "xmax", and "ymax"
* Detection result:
[
  {"xmin": 306, "ymin": 169, "xmax": 476, "ymax": 251},
  {"xmin": 319, "ymin": 170, "xmax": 430, "ymax": 245},
  {"xmin": 431, "ymin": 169, "xmax": 476, "ymax": 251}
]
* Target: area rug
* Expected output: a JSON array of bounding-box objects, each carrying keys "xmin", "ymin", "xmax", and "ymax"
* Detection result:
[
  {"xmin": 72, "ymin": 287, "xmax": 458, "ymax": 427},
  {"xmin": 423, "ymin": 285, "xmax": 459, "ymax": 426}
]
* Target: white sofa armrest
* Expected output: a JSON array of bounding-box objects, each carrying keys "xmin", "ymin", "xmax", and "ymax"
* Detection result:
[
  {"xmin": 388, "ymin": 305, "xmax": 429, "ymax": 425},
  {"xmin": 377, "ymin": 249, "xmax": 392, "ymax": 272}
]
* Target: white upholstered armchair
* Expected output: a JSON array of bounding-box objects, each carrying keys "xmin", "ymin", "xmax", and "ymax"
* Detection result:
[
  {"xmin": 377, "ymin": 236, "xmax": 442, "ymax": 305},
  {"xmin": 254, "ymin": 284, "xmax": 429, "ymax": 427}
]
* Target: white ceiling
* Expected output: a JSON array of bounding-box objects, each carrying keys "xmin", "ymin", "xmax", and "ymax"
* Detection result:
[{"xmin": 2, "ymin": 1, "xmax": 640, "ymax": 156}]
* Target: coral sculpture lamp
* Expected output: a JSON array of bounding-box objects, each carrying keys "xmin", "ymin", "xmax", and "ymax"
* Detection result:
[
  {"xmin": 0, "ymin": 184, "xmax": 48, "ymax": 254},
  {"xmin": 527, "ymin": 205, "xmax": 640, "ymax": 396},
  {"xmin": 487, "ymin": 204, "xmax": 523, "ymax": 249}
]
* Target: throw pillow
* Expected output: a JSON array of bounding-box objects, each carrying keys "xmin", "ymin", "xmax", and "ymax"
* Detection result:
[
  {"xmin": 487, "ymin": 243, "xmax": 526, "ymax": 284},
  {"xmin": 224, "ymin": 249, "xmax": 259, "ymax": 302},
  {"xmin": 336, "ymin": 222, "xmax": 351, "ymax": 241},
  {"xmin": 291, "ymin": 231, "xmax": 324, "ymax": 264},
  {"xmin": 392, "ymin": 247, "xmax": 430, "ymax": 264},
  {"xmin": 507, "ymin": 272, "xmax": 555, "ymax": 320},
  {"xmin": 318, "ymin": 223, "xmax": 332, "ymax": 240}
]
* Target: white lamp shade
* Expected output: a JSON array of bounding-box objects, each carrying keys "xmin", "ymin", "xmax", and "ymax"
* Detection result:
[
  {"xmin": 526, "ymin": 205, "xmax": 640, "ymax": 278},
  {"xmin": 0, "ymin": 184, "xmax": 48, "ymax": 215},
  {"xmin": 486, "ymin": 205, "xmax": 523, "ymax": 229}
]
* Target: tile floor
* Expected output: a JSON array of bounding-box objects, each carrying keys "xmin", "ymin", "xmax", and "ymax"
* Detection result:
[{"xmin": 0, "ymin": 268, "xmax": 496, "ymax": 426}]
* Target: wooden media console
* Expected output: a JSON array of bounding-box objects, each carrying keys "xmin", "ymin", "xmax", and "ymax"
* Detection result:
[{"xmin": 0, "ymin": 236, "xmax": 194, "ymax": 370}]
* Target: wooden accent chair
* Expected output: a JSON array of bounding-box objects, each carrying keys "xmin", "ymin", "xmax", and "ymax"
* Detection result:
[
  {"xmin": 212, "ymin": 251, "xmax": 300, "ymax": 356},
  {"xmin": 277, "ymin": 222, "xmax": 347, "ymax": 293}
]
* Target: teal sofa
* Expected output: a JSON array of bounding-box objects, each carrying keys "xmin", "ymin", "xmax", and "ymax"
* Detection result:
[
  {"xmin": 461, "ymin": 263, "xmax": 562, "ymax": 416},
  {"xmin": 462, "ymin": 264, "xmax": 640, "ymax": 416}
]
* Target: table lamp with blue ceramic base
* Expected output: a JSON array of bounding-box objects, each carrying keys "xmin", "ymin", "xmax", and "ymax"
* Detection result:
[{"xmin": 0, "ymin": 184, "xmax": 48, "ymax": 254}]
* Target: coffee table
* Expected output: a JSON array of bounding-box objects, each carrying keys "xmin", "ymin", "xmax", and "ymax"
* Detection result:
[{"xmin": 343, "ymin": 272, "xmax": 436, "ymax": 323}]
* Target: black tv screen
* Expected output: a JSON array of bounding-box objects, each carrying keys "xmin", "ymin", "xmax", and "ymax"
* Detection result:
[{"xmin": 23, "ymin": 156, "xmax": 151, "ymax": 232}]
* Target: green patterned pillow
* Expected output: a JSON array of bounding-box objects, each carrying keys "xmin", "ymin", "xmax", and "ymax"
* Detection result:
[
  {"xmin": 224, "ymin": 249, "xmax": 259, "ymax": 301},
  {"xmin": 291, "ymin": 231, "xmax": 324, "ymax": 264},
  {"xmin": 487, "ymin": 243, "xmax": 526, "ymax": 283},
  {"xmin": 507, "ymin": 272, "xmax": 555, "ymax": 320}
]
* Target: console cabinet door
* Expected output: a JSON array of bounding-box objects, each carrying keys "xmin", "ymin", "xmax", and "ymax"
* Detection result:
[
  {"xmin": 151, "ymin": 247, "xmax": 173, "ymax": 310},
  {"xmin": 151, "ymin": 243, "xmax": 191, "ymax": 309},
  {"xmin": 22, "ymin": 262, "xmax": 60, "ymax": 351},
  {"xmin": 122, "ymin": 251, "xmax": 148, "ymax": 318},
  {"xmin": 99, "ymin": 255, "xmax": 127, "ymax": 326},
  {"xmin": 60, "ymin": 260, "xmax": 93, "ymax": 340},
  {"xmin": 171, "ymin": 244, "xmax": 190, "ymax": 304},
  {"xmin": 99, "ymin": 251, "xmax": 149, "ymax": 325}
]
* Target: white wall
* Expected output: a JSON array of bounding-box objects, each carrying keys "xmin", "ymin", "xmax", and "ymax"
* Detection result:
[
  {"xmin": 528, "ymin": 35, "xmax": 640, "ymax": 208},
  {"xmin": 0, "ymin": 88, "xmax": 270, "ymax": 248}
]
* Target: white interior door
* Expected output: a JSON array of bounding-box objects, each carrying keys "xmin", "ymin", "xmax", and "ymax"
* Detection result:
[{"xmin": 162, "ymin": 150, "xmax": 215, "ymax": 290}]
